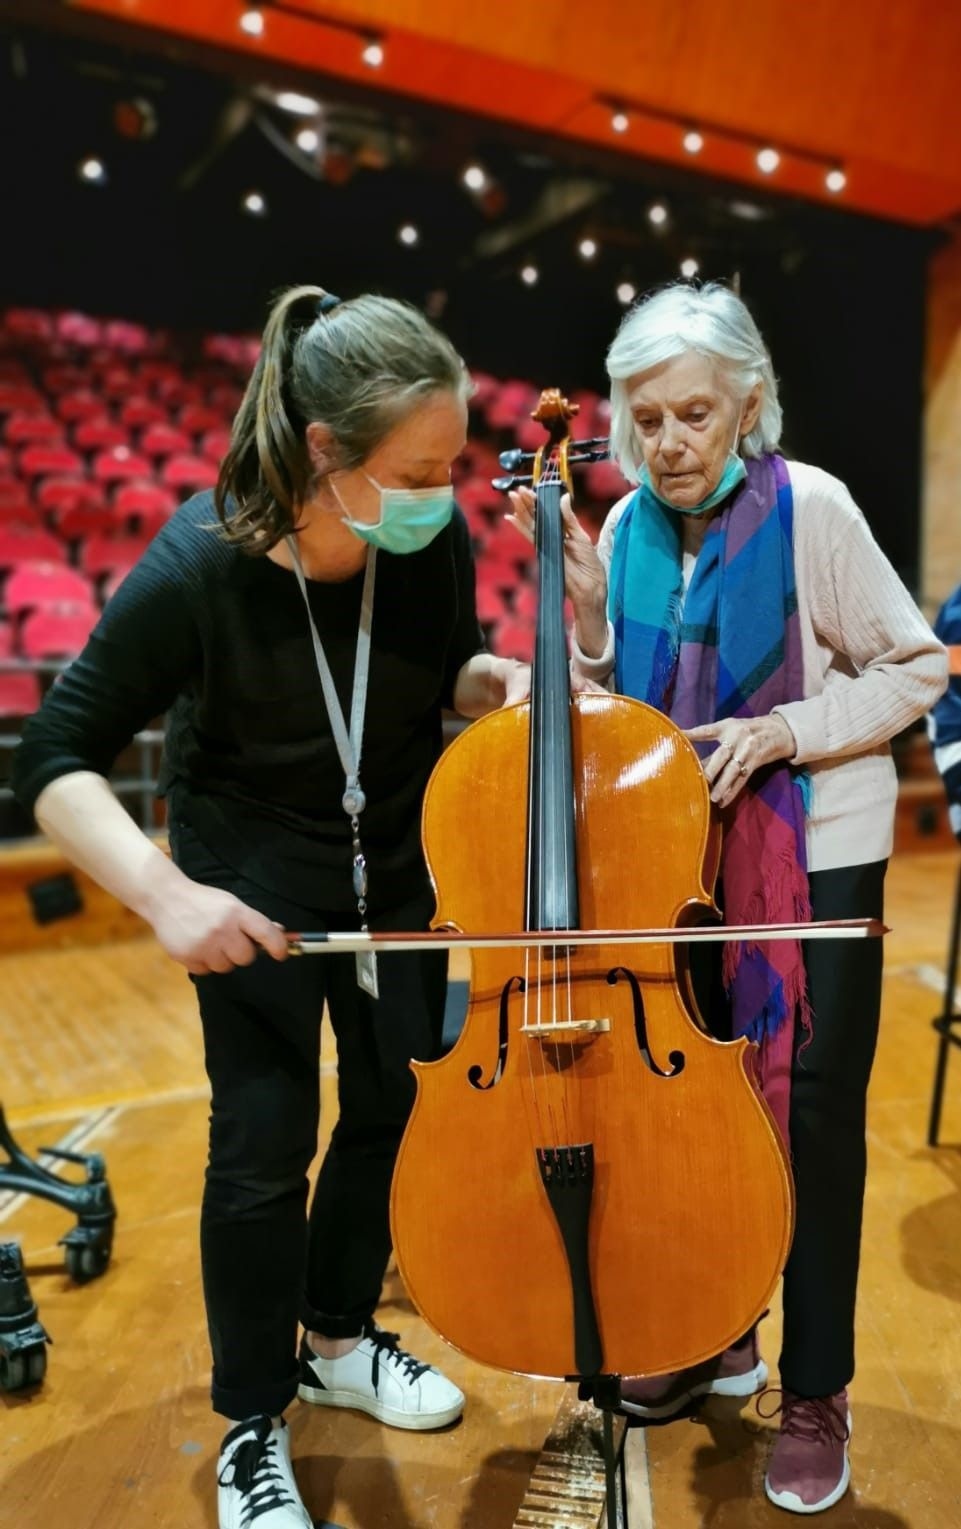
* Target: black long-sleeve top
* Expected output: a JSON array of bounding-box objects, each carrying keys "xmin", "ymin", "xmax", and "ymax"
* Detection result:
[{"xmin": 12, "ymin": 492, "xmax": 485, "ymax": 911}]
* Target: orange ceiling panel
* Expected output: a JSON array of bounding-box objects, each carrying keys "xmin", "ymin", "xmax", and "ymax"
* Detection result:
[{"xmin": 67, "ymin": 0, "xmax": 961, "ymax": 224}]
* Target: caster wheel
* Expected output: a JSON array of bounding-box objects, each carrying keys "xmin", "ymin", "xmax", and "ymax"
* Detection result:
[
  {"xmin": 26, "ymin": 1345, "xmax": 47, "ymax": 1386},
  {"xmin": 0, "ymin": 1351, "xmax": 26, "ymax": 1391},
  {"xmin": 64, "ymin": 1242, "xmax": 111, "ymax": 1283}
]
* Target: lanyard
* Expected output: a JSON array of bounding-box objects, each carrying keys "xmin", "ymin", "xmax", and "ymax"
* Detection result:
[{"xmin": 286, "ymin": 536, "xmax": 380, "ymax": 994}]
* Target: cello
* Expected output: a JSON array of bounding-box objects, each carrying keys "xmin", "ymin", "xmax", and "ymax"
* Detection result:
[{"xmin": 391, "ymin": 389, "xmax": 795, "ymax": 1382}]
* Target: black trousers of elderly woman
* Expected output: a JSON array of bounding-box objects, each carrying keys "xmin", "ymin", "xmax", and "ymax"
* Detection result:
[
  {"xmin": 169, "ymin": 819, "xmax": 447, "ymax": 1423},
  {"xmin": 692, "ymin": 858, "xmax": 887, "ymax": 1399}
]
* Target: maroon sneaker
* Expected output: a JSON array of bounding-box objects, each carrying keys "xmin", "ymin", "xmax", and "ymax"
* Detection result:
[
  {"xmin": 763, "ymin": 1389, "xmax": 852, "ymax": 1514},
  {"xmin": 617, "ymin": 1327, "xmax": 767, "ymax": 1421}
]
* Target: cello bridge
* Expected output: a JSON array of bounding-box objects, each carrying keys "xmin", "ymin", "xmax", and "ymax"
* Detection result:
[{"xmin": 521, "ymin": 1017, "xmax": 611, "ymax": 1043}]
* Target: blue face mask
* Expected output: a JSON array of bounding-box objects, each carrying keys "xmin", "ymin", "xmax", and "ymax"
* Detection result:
[
  {"xmin": 640, "ymin": 437, "xmax": 747, "ymax": 517},
  {"xmin": 333, "ymin": 472, "xmax": 454, "ymax": 554}
]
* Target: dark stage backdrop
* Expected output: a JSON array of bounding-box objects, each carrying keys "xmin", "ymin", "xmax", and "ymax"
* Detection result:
[{"xmin": 0, "ymin": 21, "xmax": 935, "ymax": 589}]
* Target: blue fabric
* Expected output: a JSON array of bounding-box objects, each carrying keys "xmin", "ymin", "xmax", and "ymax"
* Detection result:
[{"xmin": 931, "ymin": 586, "xmax": 961, "ymax": 830}]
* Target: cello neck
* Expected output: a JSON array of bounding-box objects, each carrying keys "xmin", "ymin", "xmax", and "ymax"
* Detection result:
[{"xmin": 527, "ymin": 475, "xmax": 579, "ymax": 933}]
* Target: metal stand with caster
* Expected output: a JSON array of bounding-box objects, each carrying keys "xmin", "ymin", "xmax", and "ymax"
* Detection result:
[
  {"xmin": 586, "ymin": 1376, "xmax": 630, "ymax": 1528},
  {"xmin": 928, "ymin": 859, "xmax": 961, "ymax": 1147},
  {"xmin": 0, "ymin": 1105, "xmax": 116, "ymax": 1280},
  {"xmin": 0, "ymin": 1241, "xmax": 50, "ymax": 1391}
]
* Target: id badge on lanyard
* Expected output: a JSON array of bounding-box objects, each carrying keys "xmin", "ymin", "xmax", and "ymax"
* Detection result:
[{"xmin": 288, "ymin": 538, "xmax": 380, "ymax": 999}]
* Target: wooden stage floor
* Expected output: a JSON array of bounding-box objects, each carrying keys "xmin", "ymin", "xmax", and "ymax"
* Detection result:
[{"xmin": 1, "ymin": 851, "xmax": 961, "ymax": 1528}]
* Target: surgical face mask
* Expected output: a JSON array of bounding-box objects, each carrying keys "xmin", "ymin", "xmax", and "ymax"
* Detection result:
[
  {"xmin": 333, "ymin": 471, "xmax": 455, "ymax": 554},
  {"xmin": 640, "ymin": 422, "xmax": 747, "ymax": 517}
]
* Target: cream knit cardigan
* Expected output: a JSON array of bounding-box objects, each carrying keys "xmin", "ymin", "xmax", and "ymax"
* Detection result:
[{"xmin": 570, "ymin": 460, "xmax": 949, "ymax": 872}]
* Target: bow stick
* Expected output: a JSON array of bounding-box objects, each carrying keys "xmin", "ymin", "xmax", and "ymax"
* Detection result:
[{"xmin": 287, "ymin": 917, "xmax": 884, "ymax": 955}]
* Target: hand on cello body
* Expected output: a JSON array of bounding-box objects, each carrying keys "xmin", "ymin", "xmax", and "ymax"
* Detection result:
[{"xmin": 684, "ymin": 714, "xmax": 797, "ymax": 809}]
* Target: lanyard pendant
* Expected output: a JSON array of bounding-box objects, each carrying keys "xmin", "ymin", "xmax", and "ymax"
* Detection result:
[{"xmin": 342, "ymin": 784, "xmax": 366, "ymax": 815}]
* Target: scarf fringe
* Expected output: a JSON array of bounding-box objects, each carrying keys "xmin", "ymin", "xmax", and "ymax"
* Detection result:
[{"xmin": 721, "ymin": 824, "xmax": 812, "ymax": 990}]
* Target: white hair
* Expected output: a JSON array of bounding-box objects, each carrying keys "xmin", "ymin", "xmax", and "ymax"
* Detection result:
[{"xmin": 606, "ymin": 282, "xmax": 783, "ymax": 483}]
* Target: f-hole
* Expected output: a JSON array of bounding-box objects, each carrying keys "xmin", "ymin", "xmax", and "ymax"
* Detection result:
[
  {"xmin": 467, "ymin": 974, "xmax": 525, "ymax": 1090},
  {"xmin": 607, "ymin": 967, "xmax": 686, "ymax": 1078}
]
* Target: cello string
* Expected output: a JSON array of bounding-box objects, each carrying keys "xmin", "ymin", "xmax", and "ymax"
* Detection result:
[{"xmin": 526, "ymin": 461, "xmax": 563, "ymax": 1152}]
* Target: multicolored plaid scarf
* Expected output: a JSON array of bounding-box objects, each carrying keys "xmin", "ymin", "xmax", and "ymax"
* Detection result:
[{"xmin": 609, "ymin": 453, "xmax": 811, "ymax": 1146}]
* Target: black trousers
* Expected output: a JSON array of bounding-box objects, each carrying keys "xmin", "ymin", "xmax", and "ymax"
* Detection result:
[
  {"xmin": 781, "ymin": 859, "xmax": 886, "ymax": 1396},
  {"xmin": 169, "ymin": 822, "xmax": 448, "ymax": 1422},
  {"xmin": 693, "ymin": 858, "xmax": 886, "ymax": 1398}
]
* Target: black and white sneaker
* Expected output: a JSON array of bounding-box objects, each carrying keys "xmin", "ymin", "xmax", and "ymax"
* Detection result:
[
  {"xmin": 297, "ymin": 1322, "xmax": 464, "ymax": 1431},
  {"xmin": 217, "ymin": 1415, "xmax": 313, "ymax": 1529}
]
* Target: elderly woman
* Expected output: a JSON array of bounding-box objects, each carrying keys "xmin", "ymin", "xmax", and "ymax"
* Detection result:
[{"xmin": 510, "ymin": 282, "xmax": 946, "ymax": 1516}]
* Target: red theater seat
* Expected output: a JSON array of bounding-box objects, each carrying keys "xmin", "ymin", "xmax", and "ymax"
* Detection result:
[
  {"xmin": 74, "ymin": 417, "xmax": 131, "ymax": 453},
  {"xmin": 114, "ymin": 481, "xmax": 177, "ymax": 524},
  {"xmin": 20, "ymin": 603, "xmax": 99, "ymax": 659},
  {"xmin": 55, "ymin": 389, "xmax": 107, "ymax": 424},
  {"xmin": 0, "ymin": 482, "xmax": 33, "ymax": 522},
  {"xmin": 92, "ymin": 446, "xmax": 152, "ymax": 483},
  {"xmin": 0, "ymin": 671, "xmax": 41, "ymax": 716},
  {"xmin": 475, "ymin": 583, "xmax": 507, "ymax": 625},
  {"xmin": 2, "ymin": 309, "xmax": 54, "ymax": 344},
  {"xmin": 56, "ymin": 312, "xmax": 102, "ymax": 348},
  {"xmin": 119, "ymin": 396, "xmax": 169, "ymax": 430},
  {"xmin": 81, "ymin": 534, "xmax": 150, "ymax": 578},
  {"xmin": 4, "ymin": 414, "xmax": 65, "ymax": 448},
  {"xmin": 103, "ymin": 320, "xmax": 150, "ymax": 354},
  {"xmin": 179, "ymin": 404, "xmax": 225, "ymax": 437},
  {"xmin": 583, "ymin": 459, "xmax": 630, "ymax": 502},
  {"xmin": 200, "ymin": 427, "xmax": 231, "ymax": 464},
  {"xmin": 486, "ymin": 381, "xmax": 539, "ymax": 431},
  {"xmin": 35, "ymin": 477, "xmax": 106, "ymax": 516},
  {"xmin": 0, "ymin": 527, "xmax": 67, "ymax": 567},
  {"xmin": 4, "ymin": 561, "xmax": 95, "ymax": 614},
  {"xmin": 208, "ymin": 384, "xmax": 243, "ymax": 415},
  {"xmin": 141, "ymin": 423, "xmax": 192, "ymax": 458},
  {"xmin": 19, "ymin": 444, "xmax": 85, "ymax": 479},
  {"xmin": 161, "ymin": 454, "xmax": 218, "ymax": 492},
  {"xmin": 489, "ymin": 617, "xmax": 535, "ymax": 662},
  {"xmin": 0, "ymin": 384, "xmax": 46, "ymax": 416},
  {"xmin": 43, "ymin": 365, "xmax": 92, "ymax": 394}
]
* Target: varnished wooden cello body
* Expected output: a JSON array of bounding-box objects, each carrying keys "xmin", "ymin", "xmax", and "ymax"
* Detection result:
[{"xmin": 390, "ymin": 392, "xmax": 794, "ymax": 1382}]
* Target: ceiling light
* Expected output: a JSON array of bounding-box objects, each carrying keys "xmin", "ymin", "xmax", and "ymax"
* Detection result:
[
  {"xmin": 462, "ymin": 164, "xmax": 488, "ymax": 193},
  {"xmin": 520, "ymin": 264, "xmax": 539, "ymax": 286},
  {"xmin": 362, "ymin": 38, "xmax": 385, "ymax": 67},
  {"xmin": 295, "ymin": 127, "xmax": 320, "ymax": 153},
  {"xmin": 756, "ymin": 147, "xmax": 780, "ymax": 174},
  {"xmin": 680, "ymin": 257, "xmax": 699, "ymax": 279},
  {"xmin": 78, "ymin": 157, "xmax": 106, "ymax": 184},
  {"xmin": 398, "ymin": 223, "xmax": 419, "ymax": 246},
  {"xmin": 683, "ymin": 130, "xmax": 704, "ymax": 154},
  {"xmin": 729, "ymin": 199, "xmax": 767, "ymax": 221},
  {"xmin": 275, "ymin": 91, "xmax": 321, "ymax": 116},
  {"xmin": 647, "ymin": 202, "xmax": 668, "ymax": 227},
  {"xmin": 578, "ymin": 237, "xmax": 598, "ymax": 260},
  {"xmin": 611, "ymin": 110, "xmax": 629, "ymax": 134},
  {"xmin": 239, "ymin": 8, "xmax": 264, "ymax": 37},
  {"xmin": 617, "ymin": 282, "xmax": 636, "ymax": 305},
  {"xmin": 825, "ymin": 167, "xmax": 847, "ymax": 193},
  {"xmin": 243, "ymin": 190, "xmax": 267, "ymax": 215}
]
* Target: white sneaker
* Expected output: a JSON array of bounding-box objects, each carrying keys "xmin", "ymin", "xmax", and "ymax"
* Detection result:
[
  {"xmin": 297, "ymin": 1323, "xmax": 464, "ymax": 1431},
  {"xmin": 217, "ymin": 1415, "xmax": 313, "ymax": 1529}
]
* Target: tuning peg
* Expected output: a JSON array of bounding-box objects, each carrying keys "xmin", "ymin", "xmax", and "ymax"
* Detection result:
[
  {"xmin": 497, "ymin": 448, "xmax": 536, "ymax": 471},
  {"xmin": 491, "ymin": 474, "xmax": 533, "ymax": 493}
]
